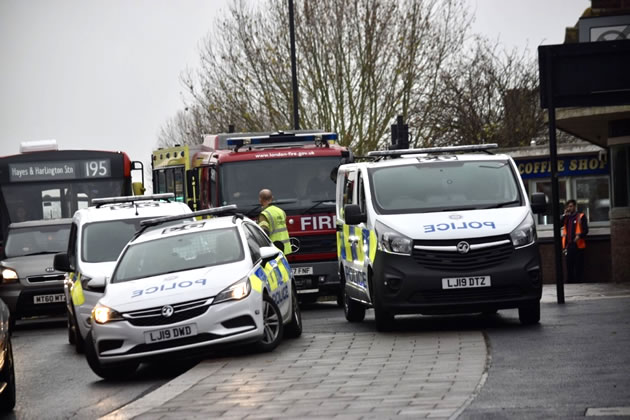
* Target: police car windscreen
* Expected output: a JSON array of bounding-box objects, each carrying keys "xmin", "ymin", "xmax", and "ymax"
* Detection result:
[
  {"xmin": 4, "ymin": 224, "xmax": 71, "ymax": 258},
  {"xmin": 369, "ymin": 160, "xmax": 521, "ymax": 213},
  {"xmin": 220, "ymin": 157, "xmax": 340, "ymax": 209},
  {"xmin": 111, "ymin": 227, "xmax": 245, "ymax": 283}
]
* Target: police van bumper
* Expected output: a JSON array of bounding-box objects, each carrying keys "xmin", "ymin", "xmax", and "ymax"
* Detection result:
[
  {"xmin": 90, "ymin": 292, "xmax": 264, "ymax": 364},
  {"xmin": 371, "ymin": 243, "xmax": 543, "ymax": 315}
]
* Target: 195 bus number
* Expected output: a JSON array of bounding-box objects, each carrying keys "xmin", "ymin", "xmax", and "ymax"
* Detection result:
[{"xmin": 84, "ymin": 160, "xmax": 109, "ymax": 177}]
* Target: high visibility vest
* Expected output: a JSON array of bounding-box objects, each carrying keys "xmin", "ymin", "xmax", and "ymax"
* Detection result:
[
  {"xmin": 562, "ymin": 212, "xmax": 586, "ymax": 249},
  {"xmin": 261, "ymin": 205, "xmax": 292, "ymax": 255}
]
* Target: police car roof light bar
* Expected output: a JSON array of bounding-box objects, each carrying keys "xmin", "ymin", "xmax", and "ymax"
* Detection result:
[
  {"xmin": 92, "ymin": 193, "xmax": 175, "ymax": 208},
  {"xmin": 139, "ymin": 204, "xmax": 239, "ymax": 228},
  {"xmin": 226, "ymin": 132, "xmax": 338, "ymax": 151},
  {"xmin": 367, "ymin": 144, "xmax": 498, "ymax": 158}
]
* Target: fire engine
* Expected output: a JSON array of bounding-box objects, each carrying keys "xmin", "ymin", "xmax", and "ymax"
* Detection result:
[{"xmin": 151, "ymin": 131, "xmax": 353, "ymax": 303}]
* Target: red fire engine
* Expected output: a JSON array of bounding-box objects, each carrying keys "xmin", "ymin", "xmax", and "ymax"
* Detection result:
[{"xmin": 153, "ymin": 131, "xmax": 353, "ymax": 303}]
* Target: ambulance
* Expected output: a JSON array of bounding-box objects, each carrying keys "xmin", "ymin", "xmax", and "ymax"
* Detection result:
[{"xmin": 336, "ymin": 144, "xmax": 548, "ymax": 331}]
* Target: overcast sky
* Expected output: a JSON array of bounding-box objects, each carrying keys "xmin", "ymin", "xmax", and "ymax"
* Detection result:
[{"xmin": 0, "ymin": 0, "xmax": 590, "ymax": 185}]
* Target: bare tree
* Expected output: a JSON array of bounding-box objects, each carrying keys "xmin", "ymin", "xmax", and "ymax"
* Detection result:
[{"xmin": 160, "ymin": 0, "xmax": 471, "ymax": 154}]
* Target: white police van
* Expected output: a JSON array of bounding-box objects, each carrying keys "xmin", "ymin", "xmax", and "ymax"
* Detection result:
[
  {"xmin": 336, "ymin": 144, "xmax": 547, "ymax": 331},
  {"xmin": 84, "ymin": 205, "xmax": 302, "ymax": 380},
  {"xmin": 54, "ymin": 193, "xmax": 191, "ymax": 353}
]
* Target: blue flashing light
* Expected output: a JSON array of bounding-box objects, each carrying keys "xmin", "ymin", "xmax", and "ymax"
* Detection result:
[{"xmin": 226, "ymin": 132, "xmax": 338, "ymax": 149}]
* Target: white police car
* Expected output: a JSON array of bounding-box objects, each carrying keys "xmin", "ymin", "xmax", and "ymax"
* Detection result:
[
  {"xmin": 84, "ymin": 205, "xmax": 302, "ymax": 380},
  {"xmin": 54, "ymin": 193, "xmax": 192, "ymax": 353}
]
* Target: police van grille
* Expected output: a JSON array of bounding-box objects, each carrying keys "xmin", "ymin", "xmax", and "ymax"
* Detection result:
[
  {"xmin": 123, "ymin": 297, "xmax": 211, "ymax": 326},
  {"xmin": 294, "ymin": 234, "xmax": 336, "ymax": 255},
  {"xmin": 412, "ymin": 235, "xmax": 513, "ymax": 272}
]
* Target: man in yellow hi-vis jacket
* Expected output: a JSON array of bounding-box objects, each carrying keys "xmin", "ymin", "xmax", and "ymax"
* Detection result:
[{"xmin": 258, "ymin": 189, "xmax": 292, "ymax": 255}]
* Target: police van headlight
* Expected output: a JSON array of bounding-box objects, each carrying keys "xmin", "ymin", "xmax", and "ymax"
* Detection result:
[
  {"xmin": 375, "ymin": 220, "xmax": 413, "ymax": 255},
  {"xmin": 92, "ymin": 304, "xmax": 124, "ymax": 325},
  {"xmin": 214, "ymin": 277, "xmax": 251, "ymax": 304},
  {"xmin": 1, "ymin": 268, "xmax": 18, "ymax": 284},
  {"xmin": 510, "ymin": 214, "xmax": 536, "ymax": 248}
]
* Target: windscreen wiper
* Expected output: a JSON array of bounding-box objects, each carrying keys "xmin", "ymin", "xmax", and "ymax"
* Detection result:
[
  {"xmin": 482, "ymin": 200, "xmax": 520, "ymax": 209},
  {"xmin": 303, "ymin": 199, "xmax": 336, "ymax": 214}
]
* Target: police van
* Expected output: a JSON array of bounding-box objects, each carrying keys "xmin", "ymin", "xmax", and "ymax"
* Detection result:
[
  {"xmin": 336, "ymin": 144, "xmax": 547, "ymax": 331},
  {"xmin": 54, "ymin": 194, "xmax": 191, "ymax": 353}
]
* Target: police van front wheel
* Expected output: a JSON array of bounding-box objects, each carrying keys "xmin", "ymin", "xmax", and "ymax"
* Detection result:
[
  {"xmin": 85, "ymin": 331, "xmax": 139, "ymax": 380},
  {"xmin": 344, "ymin": 290, "xmax": 366, "ymax": 323},
  {"xmin": 255, "ymin": 293, "xmax": 284, "ymax": 352},
  {"xmin": 518, "ymin": 301, "xmax": 540, "ymax": 325}
]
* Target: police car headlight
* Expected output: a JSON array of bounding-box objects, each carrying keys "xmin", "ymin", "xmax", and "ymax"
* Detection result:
[
  {"xmin": 92, "ymin": 304, "xmax": 123, "ymax": 325},
  {"xmin": 1, "ymin": 268, "xmax": 18, "ymax": 284},
  {"xmin": 214, "ymin": 278, "xmax": 251, "ymax": 304},
  {"xmin": 510, "ymin": 214, "xmax": 536, "ymax": 248},
  {"xmin": 375, "ymin": 220, "xmax": 413, "ymax": 255}
]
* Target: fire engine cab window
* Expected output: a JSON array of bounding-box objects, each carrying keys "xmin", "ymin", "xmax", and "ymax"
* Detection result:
[{"xmin": 368, "ymin": 160, "xmax": 521, "ymax": 214}]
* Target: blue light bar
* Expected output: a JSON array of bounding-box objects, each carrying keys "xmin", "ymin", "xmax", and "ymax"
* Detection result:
[{"xmin": 226, "ymin": 132, "xmax": 338, "ymax": 148}]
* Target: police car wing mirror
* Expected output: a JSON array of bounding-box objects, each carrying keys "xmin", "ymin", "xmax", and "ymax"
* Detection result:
[
  {"xmin": 86, "ymin": 276, "xmax": 107, "ymax": 293},
  {"xmin": 53, "ymin": 252, "xmax": 73, "ymax": 272},
  {"xmin": 530, "ymin": 192, "xmax": 548, "ymax": 214},
  {"xmin": 260, "ymin": 246, "xmax": 280, "ymax": 263},
  {"xmin": 344, "ymin": 204, "xmax": 366, "ymax": 225}
]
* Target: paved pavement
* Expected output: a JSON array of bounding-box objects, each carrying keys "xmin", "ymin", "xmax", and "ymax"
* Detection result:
[{"xmin": 102, "ymin": 283, "xmax": 630, "ymax": 420}]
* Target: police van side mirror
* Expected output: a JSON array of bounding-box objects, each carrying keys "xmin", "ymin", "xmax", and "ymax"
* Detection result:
[
  {"xmin": 530, "ymin": 192, "xmax": 548, "ymax": 214},
  {"xmin": 54, "ymin": 252, "xmax": 73, "ymax": 272},
  {"xmin": 344, "ymin": 204, "xmax": 366, "ymax": 225},
  {"xmin": 86, "ymin": 276, "xmax": 107, "ymax": 293},
  {"xmin": 260, "ymin": 246, "xmax": 280, "ymax": 264}
]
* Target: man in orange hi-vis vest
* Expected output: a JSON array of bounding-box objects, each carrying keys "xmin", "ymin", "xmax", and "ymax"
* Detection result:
[{"xmin": 561, "ymin": 199, "xmax": 589, "ymax": 283}]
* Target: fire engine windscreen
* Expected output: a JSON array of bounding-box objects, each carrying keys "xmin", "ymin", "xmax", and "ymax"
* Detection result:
[
  {"xmin": 369, "ymin": 160, "xmax": 522, "ymax": 214},
  {"xmin": 220, "ymin": 157, "xmax": 341, "ymax": 211}
]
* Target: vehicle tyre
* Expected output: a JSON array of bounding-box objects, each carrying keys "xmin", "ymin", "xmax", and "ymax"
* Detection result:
[
  {"xmin": 336, "ymin": 291, "xmax": 344, "ymax": 308},
  {"xmin": 255, "ymin": 293, "xmax": 284, "ymax": 352},
  {"xmin": 284, "ymin": 285, "xmax": 302, "ymax": 338},
  {"xmin": 85, "ymin": 331, "xmax": 139, "ymax": 380},
  {"xmin": 518, "ymin": 301, "xmax": 541, "ymax": 325},
  {"xmin": 73, "ymin": 311, "xmax": 85, "ymax": 354},
  {"xmin": 0, "ymin": 339, "xmax": 16, "ymax": 412},
  {"xmin": 67, "ymin": 311, "xmax": 75, "ymax": 345},
  {"xmin": 343, "ymin": 288, "xmax": 366, "ymax": 323}
]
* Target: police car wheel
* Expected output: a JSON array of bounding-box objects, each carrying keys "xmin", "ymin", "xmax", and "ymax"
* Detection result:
[
  {"xmin": 285, "ymin": 285, "xmax": 302, "ymax": 338},
  {"xmin": 344, "ymin": 290, "xmax": 366, "ymax": 323},
  {"xmin": 85, "ymin": 331, "xmax": 139, "ymax": 380},
  {"xmin": 518, "ymin": 301, "xmax": 540, "ymax": 325},
  {"xmin": 0, "ymin": 339, "xmax": 16, "ymax": 412},
  {"xmin": 255, "ymin": 293, "xmax": 284, "ymax": 352}
]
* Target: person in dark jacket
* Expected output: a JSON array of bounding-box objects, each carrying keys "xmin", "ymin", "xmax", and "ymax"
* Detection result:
[{"xmin": 560, "ymin": 199, "xmax": 588, "ymax": 283}]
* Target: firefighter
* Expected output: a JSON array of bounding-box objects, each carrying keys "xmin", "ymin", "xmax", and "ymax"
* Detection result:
[
  {"xmin": 258, "ymin": 189, "xmax": 292, "ymax": 255},
  {"xmin": 561, "ymin": 199, "xmax": 588, "ymax": 283}
]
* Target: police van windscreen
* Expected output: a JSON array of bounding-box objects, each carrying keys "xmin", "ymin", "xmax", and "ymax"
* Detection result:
[
  {"xmin": 111, "ymin": 227, "xmax": 245, "ymax": 282},
  {"xmin": 5, "ymin": 223, "xmax": 71, "ymax": 258},
  {"xmin": 81, "ymin": 218, "xmax": 154, "ymax": 263},
  {"xmin": 220, "ymin": 157, "xmax": 340, "ymax": 210},
  {"xmin": 368, "ymin": 160, "xmax": 522, "ymax": 214}
]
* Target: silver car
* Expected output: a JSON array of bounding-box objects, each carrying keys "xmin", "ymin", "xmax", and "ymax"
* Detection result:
[{"xmin": 0, "ymin": 219, "xmax": 71, "ymax": 324}]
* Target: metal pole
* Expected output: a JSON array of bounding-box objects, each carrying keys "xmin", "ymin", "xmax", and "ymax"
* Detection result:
[
  {"xmin": 288, "ymin": 0, "xmax": 299, "ymax": 130},
  {"xmin": 545, "ymin": 54, "xmax": 565, "ymax": 304}
]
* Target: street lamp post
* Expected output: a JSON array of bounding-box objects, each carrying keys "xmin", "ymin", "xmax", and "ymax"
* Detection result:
[{"xmin": 288, "ymin": 0, "xmax": 299, "ymax": 130}]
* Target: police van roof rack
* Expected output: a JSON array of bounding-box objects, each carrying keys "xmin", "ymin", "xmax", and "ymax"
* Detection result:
[
  {"xmin": 92, "ymin": 193, "xmax": 175, "ymax": 208},
  {"xmin": 139, "ymin": 204, "xmax": 239, "ymax": 229},
  {"xmin": 367, "ymin": 144, "xmax": 498, "ymax": 159},
  {"xmin": 227, "ymin": 132, "xmax": 338, "ymax": 152}
]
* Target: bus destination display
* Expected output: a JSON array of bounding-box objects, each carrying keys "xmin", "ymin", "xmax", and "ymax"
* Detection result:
[{"xmin": 9, "ymin": 159, "xmax": 112, "ymax": 182}]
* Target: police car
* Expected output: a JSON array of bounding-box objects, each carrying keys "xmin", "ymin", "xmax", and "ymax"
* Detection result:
[
  {"xmin": 336, "ymin": 144, "xmax": 548, "ymax": 331},
  {"xmin": 54, "ymin": 193, "xmax": 192, "ymax": 353},
  {"xmin": 83, "ymin": 205, "xmax": 302, "ymax": 380}
]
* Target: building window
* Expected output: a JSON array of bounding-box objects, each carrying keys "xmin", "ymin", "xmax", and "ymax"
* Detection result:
[{"xmin": 576, "ymin": 176, "xmax": 609, "ymax": 223}]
